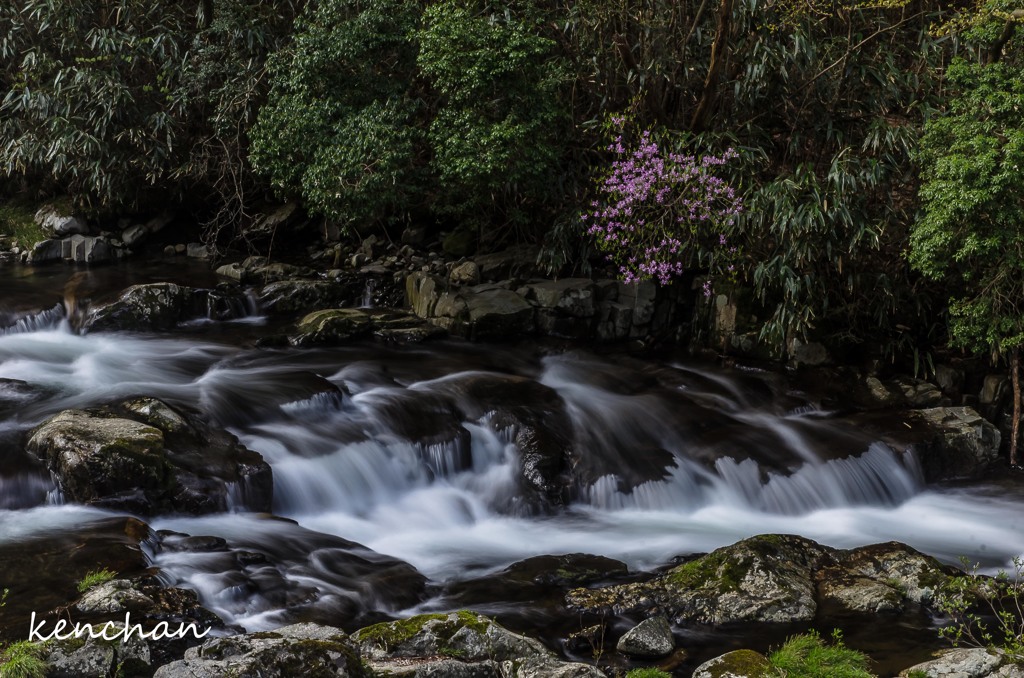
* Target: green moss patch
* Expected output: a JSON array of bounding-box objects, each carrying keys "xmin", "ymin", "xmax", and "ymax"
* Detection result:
[
  {"xmin": 355, "ymin": 610, "xmax": 493, "ymax": 655},
  {"xmin": 0, "ymin": 202, "xmax": 44, "ymax": 248}
]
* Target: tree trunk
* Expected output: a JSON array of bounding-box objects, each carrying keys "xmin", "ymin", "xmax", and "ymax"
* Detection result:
[
  {"xmin": 689, "ymin": 0, "xmax": 732, "ymax": 132},
  {"xmin": 1012, "ymin": 347, "xmax": 1021, "ymax": 467}
]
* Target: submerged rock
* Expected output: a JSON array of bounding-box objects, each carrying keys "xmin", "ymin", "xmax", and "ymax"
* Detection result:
[{"xmin": 26, "ymin": 398, "xmax": 272, "ymax": 515}]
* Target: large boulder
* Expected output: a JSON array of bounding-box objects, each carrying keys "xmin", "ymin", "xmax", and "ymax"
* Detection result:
[
  {"xmin": 907, "ymin": 407, "xmax": 1001, "ymax": 479},
  {"xmin": 566, "ymin": 535, "xmax": 957, "ymax": 627},
  {"xmin": 525, "ymin": 279, "xmax": 597, "ymax": 318},
  {"xmin": 615, "ymin": 615, "xmax": 674, "ymax": 658},
  {"xmin": 82, "ymin": 283, "xmax": 196, "ymax": 332},
  {"xmin": 692, "ymin": 649, "xmax": 771, "ymax": 678},
  {"xmin": 258, "ymin": 279, "xmax": 361, "ymax": 315},
  {"xmin": 899, "ymin": 648, "xmax": 1024, "ymax": 677},
  {"xmin": 354, "ymin": 611, "xmax": 606, "ymax": 678},
  {"xmin": 464, "ymin": 288, "xmax": 534, "ymax": 340},
  {"xmin": 35, "ymin": 201, "xmax": 88, "ymax": 237},
  {"xmin": 289, "ymin": 309, "xmax": 444, "ymax": 346},
  {"xmin": 26, "ymin": 398, "xmax": 272, "ymax": 515},
  {"xmin": 155, "ymin": 623, "xmax": 368, "ymax": 678}
]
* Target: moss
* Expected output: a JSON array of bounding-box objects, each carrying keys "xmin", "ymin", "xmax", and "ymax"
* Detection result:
[
  {"xmin": 355, "ymin": 610, "xmax": 492, "ymax": 656},
  {"xmin": 667, "ymin": 552, "xmax": 749, "ymax": 593},
  {"xmin": 699, "ymin": 649, "xmax": 770, "ymax": 677},
  {"xmin": 0, "ymin": 202, "xmax": 45, "ymax": 248},
  {"xmin": 625, "ymin": 669, "xmax": 673, "ymax": 678}
]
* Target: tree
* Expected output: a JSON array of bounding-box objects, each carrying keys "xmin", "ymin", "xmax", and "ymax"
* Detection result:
[{"xmin": 910, "ymin": 58, "xmax": 1024, "ymax": 464}]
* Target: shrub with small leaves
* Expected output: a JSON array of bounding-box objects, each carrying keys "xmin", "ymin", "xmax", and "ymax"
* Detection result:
[{"xmin": 583, "ymin": 116, "xmax": 742, "ymax": 289}]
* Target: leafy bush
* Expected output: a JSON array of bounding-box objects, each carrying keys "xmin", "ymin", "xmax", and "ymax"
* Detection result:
[
  {"xmin": 767, "ymin": 630, "xmax": 874, "ymax": 678},
  {"xmin": 936, "ymin": 557, "xmax": 1024, "ymax": 662}
]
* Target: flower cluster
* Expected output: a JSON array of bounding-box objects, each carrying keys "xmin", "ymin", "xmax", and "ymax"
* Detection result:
[{"xmin": 583, "ymin": 121, "xmax": 742, "ymax": 289}]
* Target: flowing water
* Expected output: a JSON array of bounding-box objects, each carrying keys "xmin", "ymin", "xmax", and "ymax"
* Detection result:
[{"xmin": 2, "ymin": 263, "xmax": 1024, "ymax": 669}]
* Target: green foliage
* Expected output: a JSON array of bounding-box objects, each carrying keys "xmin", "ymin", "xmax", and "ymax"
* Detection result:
[
  {"xmin": 76, "ymin": 568, "xmax": 116, "ymax": 593},
  {"xmin": 0, "ymin": 0, "xmax": 196, "ymax": 210},
  {"xmin": 910, "ymin": 59, "xmax": 1024, "ymax": 359},
  {"xmin": 0, "ymin": 201, "xmax": 44, "ymax": 247},
  {"xmin": 0, "ymin": 641, "xmax": 46, "ymax": 678},
  {"xmin": 417, "ymin": 0, "xmax": 567, "ymax": 231},
  {"xmin": 767, "ymin": 629, "xmax": 875, "ymax": 678},
  {"xmin": 250, "ymin": 0, "xmax": 423, "ymax": 229},
  {"xmin": 936, "ymin": 557, "xmax": 1024, "ymax": 662}
]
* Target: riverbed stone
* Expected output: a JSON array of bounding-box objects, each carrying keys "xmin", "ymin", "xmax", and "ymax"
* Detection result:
[
  {"xmin": 908, "ymin": 407, "xmax": 1001, "ymax": 479},
  {"xmin": 35, "ymin": 201, "xmax": 88, "ymax": 237},
  {"xmin": 82, "ymin": 282, "xmax": 196, "ymax": 332},
  {"xmin": 26, "ymin": 399, "xmax": 272, "ymax": 515},
  {"xmin": 155, "ymin": 623, "xmax": 367, "ymax": 678},
  {"xmin": 464, "ymin": 288, "xmax": 534, "ymax": 340},
  {"xmin": 258, "ymin": 278, "xmax": 361, "ymax": 315},
  {"xmin": 898, "ymin": 648, "xmax": 1023, "ymax": 677},
  {"xmin": 691, "ymin": 649, "xmax": 771, "ymax": 678},
  {"xmin": 450, "ymin": 261, "xmax": 481, "ymax": 286},
  {"xmin": 355, "ymin": 612, "xmax": 605, "ymax": 678},
  {"xmin": 525, "ymin": 279, "xmax": 597, "ymax": 318},
  {"xmin": 291, "ymin": 308, "xmax": 373, "ymax": 345},
  {"xmin": 615, "ymin": 615, "xmax": 674, "ymax": 657}
]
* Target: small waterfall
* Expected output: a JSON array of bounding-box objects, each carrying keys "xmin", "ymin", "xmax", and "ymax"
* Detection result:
[
  {"xmin": 360, "ymin": 278, "xmax": 377, "ymax": 308},
  {"xmin": 0, "ymin": 473, "xmax": 54, "ymax": 509},
  {"xmin": 0, "ymin": 304, "xmax": 66, "ymax": 335}
]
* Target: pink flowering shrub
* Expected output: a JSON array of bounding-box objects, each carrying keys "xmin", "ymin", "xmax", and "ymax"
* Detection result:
[{"xmin": 583, "ymin": 117, "xmax": 743, "ymax": 291}]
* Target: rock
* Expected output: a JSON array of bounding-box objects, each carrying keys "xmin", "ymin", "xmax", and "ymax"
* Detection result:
[
  {"xmin": 35, "ymin": 201, "xmax": 88, "ymax": 237},
  {"xmin": 692, "ymin": 649, "xmax": 771, "ymax": 678},
  {"xmin": 355, "ymin": 612, "xmax": 605, "ymax": 678},
  {"xmin": 163, "ymin": 245, "xmax": 177, "ymax": 256},
  {"xmin": 525, "ymin": 279, "xmax": 597, "ymax": 318},
  {"xmin": 464, "ymin": 288, "xmax": 534, "ymax": 340},
  {"xmin": 26, "ymin": 410, "xmax": 171, "ymax": 509},
  {"xmin": 43, "ymin": 625, "xmax": 152, "ymax": 678},
  {"xmin": 82, "ymin": 283, "xmax": 196, "ymax": 332},
  {"xmin": 401, "ymin": 226, "xmax": 427, "ymax": 246},
  {"xmin": 450, "ymin": 261, "xmax": 481, "ymax": 286},
  {"xmin": 618, "ymin": 280, "xmax": 657, "ymax": 325},
  {"xmin": 29, "ymin": 238, "xmax": 64, "ymax": 263},
  {"xmin": 981, "ymin": 375, "xmax": 1008, "ymax": 407},
  {"xmin": 891, "ymin": 377, "xmax": 945, "ymax": 408},
  {"xmin": 155, "ymin": 623, "xmax": 367, "ymax": 678},
  {"xmin": 908, "ymin": 407, "xmax": 1001, "ymax": 479},
  {"xmin": 899, "ymin": 648, "xmax": 1023, "ymax": 677},
  {"xmin": 442, "ymin": 227, "xmax": 476, "ymax": 257},
  {"xmin": 243, "ymin": 202, "xmax": 301, "ymax": 243},
  {"xmin": 407, "ymin": 272, "xmax": 445, "ymax": 318},
  {"xmin": 567, "ymin": 534, "xmax": 826, "ymax": 625},
  {"xmin": 935, "ymin": 365, "xmax": 965, "ymax": 396},
  {"xmin": 216, "ymin": 262, "xmax": 244, "ymax": 281},
  {"xmin": 615, "ymin": 615, "xmax": 674, "ymax": 658},
  {"xmin": 76, "ymin": 578, "xmax": 156, "ymax": 615},
  {"xmin": 26, "ymin": 399, "xmax": 272, "ymax": 515},
  {"xmin": 368, "ymin": 310, "xmax": 447, "ymax": 344},
  {"xmin": 595, "ymin": 301, "xmax": 633, "ymax": 342},
  {"xmin": 174, "ymin": 243, "xmax": 186, "ymax": 254},
  {"xmin": 258, "ymin": 279, "xmax": 360, "ymax": 315},
  {"xmin": 815, "ymin": 541, "xmax": 952, "ymax": 614},
  {"xmin": 472, "ymin": 246, "xmax": 539, "ymax": 282},
  {"xmin": 291, "ymin": 309, "xmax": 374, "ymax": 345},
  {"xmin": 121, "ymin": 223, "xmax": 149, "ymax": 247},
  {"xmin": 186, "ymin": 242, "xmax": 210, "ymax": 259},
  {"xmin": 790, "ymin": 339, "xmax": 831, "ymax": 367}
]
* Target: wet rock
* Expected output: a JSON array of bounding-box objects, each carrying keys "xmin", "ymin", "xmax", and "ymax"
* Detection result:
[
  {"xmin": 122, "ymin": 212, "xmax": 173, "ymax": 248},
  {"xmin": 935, "ymin": 365, "xmax": 965, "ymax": 397},
  {"xmin": 526, "ymin": 279, "xmax": 596, "ymax": 318},
  {"xmin": 44, "ymin": 625, "xmax": 151, "ymax": 678},
  {"xmin": 355, "ymin": 612, "xmax": 605, "ymax": 678},
  {"xmin": 35, "ymin": 201, "xmax": 88, "ymax": 237},
  {"xmin": 908, "ymin": 407, "xmax": 1000, "ymax": 479},
  {"xmin": 407, "ymin": 272, "xmax": 445, "ymax": 318},
  {"xmin": 186, "ymin": 242, "xmax": 210, "ymax": 259},
  {"xmin": 26, "ymin": 398, "xmax": 272, "ymax": 515},
  {"xmin": 464, "ymin": 288, "xmax": 534, "ymax": 340},
  {"xmin": 567, "ymin": 534, "xmax": 826, "ymax": 625},
  {"xmin": 215, "ymin": 262, "xmax": 244, "ymax": 281},
  {"xmin": 76, "ymin": 578, "xmax": 157, "ymax": 615},
  {"xmin": 155, "ymin": 622, "xmax": 367, "ymax": 678},
  {"xmin": 82, "ymin": 282, "xmax": 196, "ymax": 332},
  {"xmin": 617, "ymin": 280, "xmax": 656, "ymax": 325},
  {"xmin": 789, "ymin": 339, "xmax": 830, "ymax": 367},
  {"xmin": 450, "ymin": 261, "xmax": 481, "ymax": 286},
  {"xmin": 692, "ymin": 649, "xmax": 771, "ymax": 678},
  {"xmin": 368, "ymin": 310, "xmax": 447, "ymax": 344},
  {"xmin": 249, "ymin": 262, "xmax": 317, "ymax": 283},
  {"xmin": 891, "ymin": 377, "xmax": 944, "ymax": 408},
  {"xmin": 815, "ymin": 541, "xmax": 953, "ymax": 614},
  {"xmin": 898, "ymin": 648, "xmax": 1022, "ymax": 677},
  {"xmin": 290, "ymin": 309, "xmax": 373, "ymax": 345},
  {"xmin": 615, "ymin": 615, "xmax": 674, "ymax": 658},
  {"xmin": 243, "ymin": 202, "xmax": 302, "ymax": 244},
  {"xmin": 259, "ymin": 279, "xmax": 360, "ymax": 315}
]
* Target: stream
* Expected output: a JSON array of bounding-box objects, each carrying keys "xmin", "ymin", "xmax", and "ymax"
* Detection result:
[{"xmin": 2, "ymin": 262, "xmax": 1024, "ymax": 673}]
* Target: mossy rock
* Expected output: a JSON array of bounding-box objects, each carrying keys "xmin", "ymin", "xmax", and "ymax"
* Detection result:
[
  {"xmin": 290, "ymin": 308, "xmax": 373, "ymax": 346},
  {"xmin": 692, "ymin": 649, "xmax": 770, "ymax": 678}
]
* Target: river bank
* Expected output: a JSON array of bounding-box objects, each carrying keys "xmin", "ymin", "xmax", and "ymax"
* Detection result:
[{"xmin": 0, "ymin": 254, "xmax": 1022, "ymax": 677}]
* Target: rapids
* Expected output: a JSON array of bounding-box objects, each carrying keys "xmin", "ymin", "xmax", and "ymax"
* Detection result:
[{"xmin": 1, "ymin": 263, "xmax": 1023, "ymax": 637}]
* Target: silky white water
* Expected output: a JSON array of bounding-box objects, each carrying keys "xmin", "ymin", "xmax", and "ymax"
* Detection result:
[{"xmin": 2, "ymin": 300, "xmax": 1023, "ymax": 631}]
